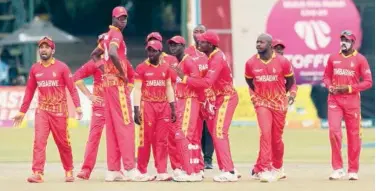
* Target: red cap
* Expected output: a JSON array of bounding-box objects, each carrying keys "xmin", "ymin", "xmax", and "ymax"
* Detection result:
[
  {"xmin": 145, "ymin": 40, "xmax": 163, "ymax": 51},
  {"xmin": 112, "ymin": 6, "xmax": 128, "ymax": 18},
  {"xmin": 272, "ymin": 39, "xmax": 285, "ymax": 48},
  {"xmin": 340, "ymin": 30, "xmax": 356, "ymax": 41},
  {"xmin": 146, "ymin": 32, "xmax": 162, "ymax": 42},
  {"xmin": 167, "ymin": 36, "xmax": 186, "ymax": 45},
  {"xmin": 38, "ymin": 36, "xmax": 55, "ymax": 49},
  {"xmin": 196, "ymin": 31, "xmax": 220, "ymax": 46}
]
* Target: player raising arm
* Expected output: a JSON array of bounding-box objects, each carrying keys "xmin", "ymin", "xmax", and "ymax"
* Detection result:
[
  {"xmin": 13, "ymin": 37, "xmax": 82, "ymax": 183},
  {"xmin": 245, "ymin": 34, "xmax": 296, "ymax": 183},
  {"xmin": 323, "ymin": 30, "xmax": 372, "ymax": 181},
  {"xmin": 171, "ymin": 31, "xmax": 239, "ymax": 182}
]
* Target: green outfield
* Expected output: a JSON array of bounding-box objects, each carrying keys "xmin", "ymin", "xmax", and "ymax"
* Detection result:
[{"xmin": 0, "ymin": 126, "xmax": 374, "ymax": 191}]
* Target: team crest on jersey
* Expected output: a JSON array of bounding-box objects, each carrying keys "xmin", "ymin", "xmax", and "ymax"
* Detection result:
[
  {"xmin": 272, "ymin": 68, "xmax": 276, "ymax": 73},
  {"xmin": 162, "ymin": 72, "xmax": 165, "ymax": 77},
  {"xmin": 52, "ymin": 72, "xmax": 56, "ymax": 77},
  {"xmin": 350, "ymin": 62, "xmax": 354, "ymax": 67}
]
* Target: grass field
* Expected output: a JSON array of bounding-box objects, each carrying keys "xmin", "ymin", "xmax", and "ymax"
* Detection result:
[{"xmin": 0, "ymin": 126, "xmax": 374, "ymax": 191}]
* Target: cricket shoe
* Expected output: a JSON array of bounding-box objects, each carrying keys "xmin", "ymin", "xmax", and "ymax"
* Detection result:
[
  {"xmin": 173, "ymin": 172, "xmax": 203, "ymax": 182},
  {"xmin": 348, "ymin": 173, "xmax": 359, "ymax": 181},
  {"xmin": 27, "ymin": 172, "xmax": 44, "ymax": 183},
  {"xmin": 213, "ymin": 171, "xmax": 238, "ymax": 182},
  {"xmin": 155, "ymin": 173, "xmax": 172, "ymax": 181},
  {"xmin": 129, "ymin": 169, "xmax": 154, "ymax": 182},
  {"xmin": 172, "ymin": 169, "xmax": 185, "ymax": 178},
  {"xmin": 329, "ymin": 169, "xmax": 346, "ymax": 180},
  {"xmin": 105, "ymin": 170, "xmax": 127, "ymax": 182},
  {"xmin": 65, "ymin": 171, "xmax": 75, "ymax": 182},
  {"xmin": 250, "ymin": 169, "xmax": 260, "ymax": 180},
  {"xmin": 234, "ymin": 168, "xmax": 242, "ymax": 178},
  {"xmin": 273, "ymin": 168, "xmax": 287, "ymax": 180},
  {"xmin": 259, "ymin": 171, "xmax": 277, "ymax": 183},
  {"xmin": 199, "ymin": 170, "xmax": 205, "ymax": 178},
  {"xmin": 76, "ymin": 169, "xmax": 91, "ymax": 180}
]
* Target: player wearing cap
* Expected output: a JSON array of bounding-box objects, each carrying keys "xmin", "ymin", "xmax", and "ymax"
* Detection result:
[
  {"xmin": 133, "ymin": 40, "xmax": 177, "ymax": 181},
  {"xmin": 13, "ymin": 37, "xmax": 82, "ymax": 183},
  {"xmin": 272, "ymin": 39, "xmax": 297, "ymax": 105},
  {"xmin": 245, "ymin": 34, "xmax": 296, "ymax": 183},
  {"xmin": 74, "ymin": 33, "xmax": 134, "ymax": 180},
  {"xmin": 323, "ymin": 30, "xmax": 372, "ymax": 181},
  {"xmin": 172, "ymin": 31, "xmax": 239, "ymax": 182},
  {"xmin": 185, "ymin": 24, "xmax": 215, "ymax": 171},
  {"xmin": 90, "ymin": 6, "xmax": 138, "ymax": 181},
  {"xmin": 167, "ymin": 36, "xmax": 204, "ymax": 182}
]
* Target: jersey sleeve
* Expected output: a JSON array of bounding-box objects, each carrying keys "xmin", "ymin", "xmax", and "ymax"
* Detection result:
[
  {"xmin": 282, "ymin": 58, "xmax": 294, "ymax": 77},
  {"xmin": 134, "ymin": 64, "xmax": 144, "ymax": 82},
  {"xmin": 110, "ymin": 31, "xmax": 123, "ymax": 48},
  {"xmin": 350, "ymin": 55, "xmax": 373, "ymax": 93},
  {"xmin": 62, "ymin": 64, "xmax": 81, "ymax": 108},
  {"xmin": 19, "ymin": 66, "xmax": 37, "ymax": 113},
  {"xmin": 186, "ymin": 58, "xmax": 200, "ymax": 78},
  {"xmin": 185, "ymin": 54, "xmax": 224, "ymax": 89},
  {"xmin": 244, "ymin": 59, "xmax": 253, "ymax": 79},
  {"xmin": 73, "ymin": 60, "xmax": 96, "ymax": 82},
  {"xmin": 323, "ymin": 55, "xmax": 334, "ymax": 88}
]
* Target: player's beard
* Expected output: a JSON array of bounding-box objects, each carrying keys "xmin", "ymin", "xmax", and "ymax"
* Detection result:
[
  {"xmin": 340, "ymin": 42, "xmax": 352, "ymax": 51},
  {"xmin": 40, "ymin": 52, "xmax": 52, "ymax": 61}
]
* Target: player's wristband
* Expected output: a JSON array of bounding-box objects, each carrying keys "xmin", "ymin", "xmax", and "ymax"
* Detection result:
[{"xmin": 348, "ymin": 85, "xmax": 352, "ymax": 93}]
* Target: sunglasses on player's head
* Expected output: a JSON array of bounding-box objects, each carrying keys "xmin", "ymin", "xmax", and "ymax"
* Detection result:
[{"xmin": 341, "ymin": 30, "xmax": 353, "ymax": 36}]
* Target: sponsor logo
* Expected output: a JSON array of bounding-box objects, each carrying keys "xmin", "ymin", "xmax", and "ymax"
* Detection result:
[
  {"xmin": 52, "ymin": 72, "xmax": 56, "ymax": 77},
  {"xmin": 146, "ymin": 80, "xmax": 166, "ymax": 86},
  {"xmin": 254, "ymin": 69, "xmax": 263, "ymax": 73},
  {"xmin": 145, "ymin": 72, "xmax": 154, "ymax": 76},
  {"xmin": 333, "ymin": 61, "xmax": 341, "ymax": 64},
  {"xmin": 35, "ymin": 73, "xmax": 44, "ymax": 77},
  {"xmin": 328, "ymin": 105, "xmax": 337, "ymax": 109},
  {"xmin": 255, "ymin": 75, "xmax": 278, "ymax": 82},
  {"xmin": 198, "ymin": 64, "xmax": 208, "ymax": 72},
  {"xmin": 37, "ymin": 80, "xmax": 59, "ymax": 87},
  {"xmin": 295, "ymin": 20, "xmax": 331, "ymax": 50},
  {"xmin": 333, "ymin": 68, "xmax": 355, "ymax": 76}
]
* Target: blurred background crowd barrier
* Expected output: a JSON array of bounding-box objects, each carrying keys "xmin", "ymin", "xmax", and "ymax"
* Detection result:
[{"xmin": 0, "ymin": 0, "xmax": 374, "ymax": 128}]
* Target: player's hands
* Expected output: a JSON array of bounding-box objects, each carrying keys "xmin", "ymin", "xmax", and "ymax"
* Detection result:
[
  {"xmin": 88, "ymin": 94, "xmax": 104, "ymax": 104},
  {"xmin": 334, "ymin": 85, "xmax": 349, "ymax": 94},
  {"xmin": 134, "ymin": 106, "xmax": 142, "ymax": 125},
  {"xmin": 12, "ymin": 112, "xmax": 25, "ymax": 127},
  {"xmin": 170, "ymin": 65, "xmax": 185, "ymax": 79},
  {"xmin": 76, "ymin": 107, "xmax": 83, "ymax": 120},
  {"xmin": 117, "ymin": 73, "xmax": 128, "ymax": 83},
  {"xmin": 169, "ymin": 102, "xmax": 177, "ymax": 123}
]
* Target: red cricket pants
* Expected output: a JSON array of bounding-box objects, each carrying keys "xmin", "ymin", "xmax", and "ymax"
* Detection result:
[
  {"xmin": 137, "ymin": 101, "xmax": 170, "ymax": 174},
  {"xmin": 194, "ymin": 114, "xmax": 205, "ymax": 172},
  {"xmin": 328, "ymin": 94, "xmax": 361, "ymax": 173},
  {"xmin": 80, "ymin": 106, "xmax": 105, "ymax": 173},
  {"xmin": 206, "ymin": 93, "xmax": 238, "ymax": 172},
  {"xmin": 168, "ymin": 98, "xmax": 201, "ymax": 173},
  {"xmin": 32, "ymin": 109, "xmax": 73, "ymax": 173},
  {"xmin": 253, "ymin": 106, "xmax": 287, "ymax": 173},
  {"xmin": 104, "ymin": 85, "xmax": 135, "ymax": 171}
]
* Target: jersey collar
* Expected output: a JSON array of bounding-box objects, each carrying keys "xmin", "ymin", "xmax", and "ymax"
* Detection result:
[
  {"xmin": 39, "ymin": 58, "xmax": 55, "ymax": 67},
  {"xmin": 109, "ymin": 25, "xmax": 121, "ymax": 31},
  {"xmin": 339, "ymin": 50, "xmax": 358, "ymax": 58},
  {"xmin": 208, "ymin": 48, "xmax": 220, "ymax": 59}
]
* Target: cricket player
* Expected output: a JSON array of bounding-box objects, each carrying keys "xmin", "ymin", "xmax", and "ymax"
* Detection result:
[
  {"xmin": 145, "ymin": 32, "xmax": 185, "ymax": 177},
  {"xmin": 244, "ymin": 34, "xmax": 296, "ymax": 183},
  {"xmin": 172, "ymin": 31, "xmax": 239, "ymax": 182},
  {"xmin": 323, "ymin": 30, "xmax": 372, "ymax": 181},
  {"xmin": 185, "ymin": 24, "xmax": 215, "ymax": 171},
  {"xmin": 13, "ymin": 37, "xmax": 82, "ymax": 183},
  {"xmin": 167, "ymin": 36, "xmax": 204, "ymax": 181},
  {"xmin": 74, "ymin": 33, "xmax": 134, "ymax": 180},
  {"xmin": 272, "ymin": 39, "xmax": 297, "ymax": 104},
  {"xmin": 90, "ymin": 6, "xmax": 139, "ymax": 181},
  {"xmin": 133, "ymin": 40, "xmax": 178, "ymax": 181}
]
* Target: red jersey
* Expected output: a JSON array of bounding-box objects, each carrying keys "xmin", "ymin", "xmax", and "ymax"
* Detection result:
[
  {"xmin": 245, "ymin": 52, "xmax": 294, "ymax": 111},
  {"xmin": 135, "ymin": 60, "xmax": 171, "ymax": 102},
  {"xmin": 20, "ymin": 58, "xmax": 81, "ymax": 115},
  {"xmin": 185, "ymin": 48, "xmax": 235, "ymax": 96},
  {"xmin": 74, "ymin": 59, "xmax": 104, "ymax": 98},
  {"xmin": 323, "ymin": 50, "xmax": 372, "ymax": 93},
  {"xmin": 160, "ymin": 52, "xmax": 179, "ymax": 84},
  {"xmin": 173, "ymin": 55, "xmax": 200, "ymax": 99},
  {"xmin": 99, "ymin": 25, "xmax": 128, "ymax": 86}
]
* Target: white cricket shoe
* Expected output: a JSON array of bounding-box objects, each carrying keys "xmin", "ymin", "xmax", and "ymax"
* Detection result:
[
  {"xmin": 234, "ymin": 169, "xmax": 242, "ymax": 179},
  {"xmin": 199, "ymin": 170, "xmax": 205, "ymax": 178},
  {"xmin": 172, "ymin": 169, "xmax": 185, "ymax": 178},
  {"xmin": 213, "ymin": 171, "xmax": 238, "ymax": 182},
  {"xmin": 173, "ymin": 172, "xmax": 202, "ymax": 182},
  {"xmin": 273, "ymin": 168, "xmax": 287, "ymax": 180},
  {"xmin": 126, "ymin": 169, "xmax": 154, "ymax": 182},
  {"xmin": 155, "ymin": 173, "xmax": 172, "ymax": 181},
  {"xmin": 105, "ymin": 170, "xmax": 127, "ymax": 182},
  {"xmin": 329, "ymin": 169, "xmax": 346, "ymax": 180},
  {"xmin": 260, "ymin": 171, "xmax": 277, "ymax": 183},
  {"xmin": 348, "ymin": 173, "xmax": 359, "ymax": 181},
  {"xmin": 250, "ymin": 169, "xmax": 260, "ymax": 180}
]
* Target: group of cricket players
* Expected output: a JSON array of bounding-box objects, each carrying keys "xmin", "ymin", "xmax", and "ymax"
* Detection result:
[{"xmin": 12, "ymin": 6, "xmax": 373, "ymax": 183}]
